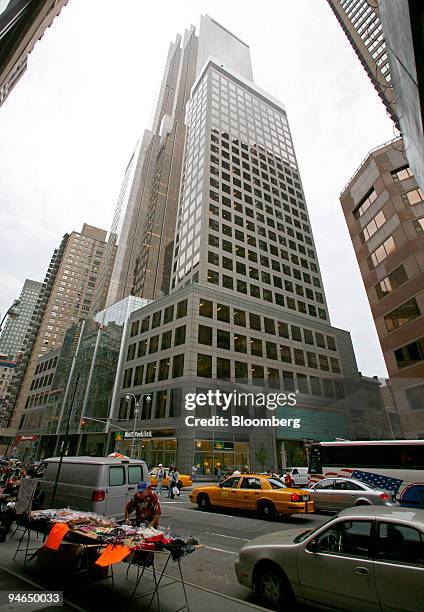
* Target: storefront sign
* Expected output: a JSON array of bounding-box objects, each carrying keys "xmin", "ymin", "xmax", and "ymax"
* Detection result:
[
  {"xmin": 214, "ymin": 440, "xmax": 234, "ymax": 451},
  {"xmin": 123, "ymin": 430, "xmax": 152, "ymax": 439},
  {"xmin": 15, "ymin": 435, "xmax": 38, "ymax": 443}
]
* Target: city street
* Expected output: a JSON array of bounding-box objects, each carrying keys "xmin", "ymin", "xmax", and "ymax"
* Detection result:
[{"xmin": 0, "ymin": 485, "xmax": 329, "ymax": 611}]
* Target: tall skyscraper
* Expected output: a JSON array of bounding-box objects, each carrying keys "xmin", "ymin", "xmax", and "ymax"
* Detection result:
[
  {"xmin": 340, "ymin": 137, "xmax": 424, "ymax": 436},
  {"xmin": 326, "ymin": 0, "xmax": 398, "ymax": 126},
  {"xmin": 0, "ymin": 279, "xmax": 43, "ymax": 356},
  {"xmin": 0, "ymin": 0, "xmax": 68, "ymax": 106},
  {"xmin": 108, "ymin": 16, "xmax": 371, "ymax": 472},
  {"xmin": 5, "ymin": 223, "xmax": 112, "ymax": 441}
]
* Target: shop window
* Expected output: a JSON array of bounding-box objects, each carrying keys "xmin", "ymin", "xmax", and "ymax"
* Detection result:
[
  {"xmin": 172, "ymin": 354, "xmax": 184, "ymax": 378},
  {"xmin": 199, "ymin": 299, "xmax": 213, "ymax": 318},
  {"xmin": 197, "ymin": 354, "xmax": 212, "ymax": 378}
]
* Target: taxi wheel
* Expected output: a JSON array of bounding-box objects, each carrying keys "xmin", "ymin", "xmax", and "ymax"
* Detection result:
[
  {"xmin": 258, "ymin": 501, "xmax": 276, "ymax": 520},
  {"xmin": 197, "ymin": 494, "xmax": 211, "ymax": 510},
  {"xmin": 255, "ymin": 564, "xmax": 293, "ymax": 610}
]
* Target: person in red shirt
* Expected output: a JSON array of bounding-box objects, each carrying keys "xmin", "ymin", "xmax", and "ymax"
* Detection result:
[{"xmin": 125, "ymin": 481, "xmax": 161, "ymax": 528}]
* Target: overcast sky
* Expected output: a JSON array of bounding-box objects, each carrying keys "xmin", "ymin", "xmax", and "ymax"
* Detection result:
[{"xmin": 0, "ymin": 0, "xmax": 396, "ymax": 376}]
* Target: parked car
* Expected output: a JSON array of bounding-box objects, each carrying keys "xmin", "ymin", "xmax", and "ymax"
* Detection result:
[
  {"xmin": 148, "ymin": 467, "xmax": 192, "ymax": 490},
  {"xmin": 286, "ymin": 467, "xmax": 309, "ymax": 487},
  {"xmin": 307, "ymin": 477, "xmax": 398, "ymax": 512},
  {"xmin": 235, "ymin": 506, "xmax": 424, "ymax": 611},
  {"xmin": 36, "ymin": 456, "xmax": 149, "ymax": 520},
  {"xmin": 190, "ymin": 474, "xmax": 313, "ymax": 519}
]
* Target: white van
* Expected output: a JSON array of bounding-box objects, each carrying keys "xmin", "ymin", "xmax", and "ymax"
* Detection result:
[
  {"xmin": 287, "ymin": 467, "xmax": 309, "ymax": 487},
  {"xmin": 36, "ymin": 456, "xmax": 149, "ymax": 520}
]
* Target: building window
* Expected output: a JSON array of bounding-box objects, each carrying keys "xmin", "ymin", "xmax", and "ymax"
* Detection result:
[
  {"xmin": 130, "ymin": 321, "xmax": 139, "ymax": 337},
  {"xmin": 127, "ymin": 343, "xmax": 136, "ymax": 361},
  {"xmin": 360, "ymin": 210, "xmax": 386, "ymax": 243},
  {"xmin": 249, "ymin": 313, "xmax": 261, "ymax": 331},
  {"xmin": 217, "ymin": 329, "xmax": 231, "ymax": 350},
  {"xmin": 354, "ymin": 188, "xmax": 377, "ymax": 217},
  {"xmin": 140, "ymin": 317, "xmax": 149, "ymax": 333},
  {"xmin": 208, "ymin": 270, "xmax": 219, "ymax": 285},
  {"xmin": 197, "ymin": 354, "xmax": 212, "ymax": 378},
  {"xmin": 234, "ymin": 308, "xmax": 246, "ymax": 327},
  {"xmin": 217, "ymin": 304, "xmax": 230, "ymax": 323},
  {"xmin": 164, "ymin": 305, "xmax": 174, "ymax": 324},
  {"xmin": 391, "ymin": 166, "xmax": 413, "ymax": 182},
  {"xmin": 122, "ymin": 368, "xmax": 133, "ymax": 388},
  {"xmin": 402, "ymin": 188, "xmax": 424, "ymax": 206},
  {"xmin": 250, "ymin": 338, "xmax": 263, "ymax": 357},
  {"xmin": 375, "ymin": 265, "xmax": 408, "ymax": 300},
  {"xmin": 152, "ymin": 311, "xmax": 162, "ymax": 328},
  {"xmin": 158, "ymin": 359, "xmax": 169, "ymax": 381},
  {"xmin": 235, "ymin": 361, "xmax": 248, "ymax": 380},
  {"xmin": 172, "ymin": 354, "xmax": 184, "ymax": 377},
  {"xmin": 217, "ymin": 357, "xmax": 231, "ymax": 379},
  {"xmin": 145, "ymin": 362, "xmax": 156, "ymax": 384},
  {"xmin": 368, "ymin": 235, "xmax": 396, "ymax": 269},
  {"xmin": 137, "ymin": 339, "xmax": 147, "ymax": 358},
  {"xmin": 134, "ymin": 365, "xmax": 144, "ymax": 386},
  {"xmin": 149, "ymin": 335, "xmax": 159, "ymax": 354},
  {"xmin": 394, "ymin": 337, "xmax": 424, "ymax": 369},
  {"xmin": 161, "ymin": 330, "xmax": 172, "ymax": 350},
  {"xmin": 176, "ymin": 299, "xmax": 188, "ymax": 318},
  {"xmin": 198, "ymin": 325, "xmax": 212, "ymax": 346},
  {"xmin": 251, "ymin": 364, "xmax": 264, "ymax": 384},
  {"xmin": 199, "ymin": 299, "xmax": 213, "ymax": 318},
  {"xmin": 413, "ymin": 218, "xmax": 424, "ymax": 235},
  {"xmin": 384, "ymin": 299, "xmax": 421, "ymax": 332},
  {"xmin": 155, "ymin": 390, "xmax": 167, "ymax": 419}
]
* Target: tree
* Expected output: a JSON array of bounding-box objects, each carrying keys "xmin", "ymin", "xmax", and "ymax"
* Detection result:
[{"xmin": 255, "ymin": 442, "xmax": 268, "ymax": 472}]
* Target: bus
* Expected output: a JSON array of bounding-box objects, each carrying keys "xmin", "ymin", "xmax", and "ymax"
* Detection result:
[{"xmin": 308, "ymin": 440, "xmax": 424, "ymax": 508}]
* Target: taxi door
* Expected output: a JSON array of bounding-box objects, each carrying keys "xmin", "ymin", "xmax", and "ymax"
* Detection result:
[
  {"xmin": 237, "ymin": 477, "xmax": 263, "ymax": 511},
  {"xmin": 216, "ymin": 476, "xmax": 241, "ymax": 508}
]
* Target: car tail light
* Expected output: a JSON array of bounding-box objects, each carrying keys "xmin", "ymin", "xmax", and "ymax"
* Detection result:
[
  {"xmin": 379, "ymin": 492, "xmax": 390, "ymax": 501},
  {"xmin": 291, "ymin": 493, "xmax": 300, "ymax": 502},
  {"xmin": 92, "ymin": 489, "xmax": 105, "ymax": 502}
]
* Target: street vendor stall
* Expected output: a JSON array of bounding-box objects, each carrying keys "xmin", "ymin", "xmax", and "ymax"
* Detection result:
[{"xmin": 14, "ymin": 508, "xmax": 200, "ymax": 610}]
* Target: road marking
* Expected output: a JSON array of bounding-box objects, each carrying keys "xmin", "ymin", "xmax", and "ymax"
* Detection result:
[
  {"xmin": 204, "ymin": 545, "xmax": 238, "ymax": 555},
  {"xmin": 207, "ymin": 532, "xmax": 249, "ymax": 541}
]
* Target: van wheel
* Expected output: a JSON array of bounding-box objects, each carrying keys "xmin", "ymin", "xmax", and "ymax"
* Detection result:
[
  {"xmin": 197, "ymin": 494, "xmax": 211, "ymax": 510},
  {"xmin": 258, "ymin": 501, "xmax": 276, "ymax": 520},
  {"xmin": 254, "ymin": 563, "xmax": 294, "ymax": 610}
]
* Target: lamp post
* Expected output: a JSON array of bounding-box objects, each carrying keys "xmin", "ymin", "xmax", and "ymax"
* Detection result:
[
  {"xmin": 0, "ymin": 299, "xmax": 20, "ymax": 333},
  {"xmin": 125, "ymin": 393, "xmax": 151, "ymax": 459}
]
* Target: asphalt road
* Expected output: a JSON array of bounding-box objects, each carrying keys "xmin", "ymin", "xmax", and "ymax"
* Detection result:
[{"xmin": 157, "ymin": 487, "xmax": 329, "ymax": 607}]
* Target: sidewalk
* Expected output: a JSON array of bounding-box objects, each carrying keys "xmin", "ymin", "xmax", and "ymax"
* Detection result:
[{"xmin": 0, "ymin": 529, "xmax": 267, "ymax": 612}]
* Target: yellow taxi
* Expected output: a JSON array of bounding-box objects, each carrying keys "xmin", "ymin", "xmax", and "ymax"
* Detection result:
[
  {"xmin": 189, "ymin": 474, "xmax": 314, "ymax": 519},
  {"xmin": 149, "ymin": 468, "xmax": 192, "ymax": 489}
]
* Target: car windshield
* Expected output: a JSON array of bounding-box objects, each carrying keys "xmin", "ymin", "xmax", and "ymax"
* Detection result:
[
  {"xmin": 293, "ymin": 518, "xmax": 333, "ymax": 543},
  {"xmin": 268, "ymin": 478, "xmax": 286, "ymax": 489}
]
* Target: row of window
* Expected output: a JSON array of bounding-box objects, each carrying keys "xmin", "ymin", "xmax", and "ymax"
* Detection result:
[
  {"xmin": 384, "ymin": 298, "xmax": 421, "ymax": 333},
  {"xmin": 24, "ymin": 391, "xmax": 49, "ymax": 410},
  {"xmin": 129, "ymin": 299, "xmax": 188, "ymax": 338},
  {"xmin": 122, "ymin": 354, "xmax": 185, "ymax": 388},
  {"xmin": 206, "ymin": 268, "xmax": 327, "ymax": 320},
  {"xmin": 127, "ymin": 325, "xmax": 186, "ymax": 360},
  {"xmin": 395, "ymin": 336, "xmax": 424, "ymax": 370},
  {"xmin": 118, "ymin": 388, "xmax": 182, "ymax": 421},
  {"xmin": 197, "ymin": 325, "xmax": 341, "ymax": 373},
  {"xmin": 198, "ymin": 299, "xmax": 337, "ymax": 350},
  {"xmin": 368, "ymin": 235, "xmax": 396, "ymax": 269},
  {"xmin": 29, "ymin": 372, "xmax": 53, "ymax": 391},
  {"xmin": 34, "ymin": 356, "xmax": 58, "ymax": 375}
]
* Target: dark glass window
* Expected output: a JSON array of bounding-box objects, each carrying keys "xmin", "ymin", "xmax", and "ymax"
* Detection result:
[
  {"xmin": 198, "ymin": 325, "xmax": 212, "ymax": 345},
  {"xmin": 217, "ymin": 357, "xmax": 231, "ymax": 379},
  {"xmin": 235, "ymin": 361, "xmax": 248, "ymax": 380},
  {"xmin": 164, "ymin": 305, "xmax": 174, "ymax": 324},
  {"xmin": 145, "ymin": 361, "xmax": 156, "ymax": 384},
  {"xmin": 161, "ymin": 330, "xmax": 172, "ymax": 350},
  {"xmin": 172, "ymin": 354, "xmax": 184, "ymax": 378},
  {"xmin": 158, "ymin": 359, "xmax": 169, "ymax": 381},
  {"xmin": 177, "ymin": 299, "xmax": 188, "ymax": 318},
  {"xmin": 197, "ymin": 353, "xmax": 212, "ymax": 377},
  {"xmin": 217, "ymin": 304, "xmax": 230, "ymax": 322},
  {"xmin": 174, "ymin": 325, "xmax": 186, "ymax": 346},
  {"xmin": 130, "ymin": 321, "xmax": 139, "ymax": 337},
  {"xmin": 152, "ymin": 311, "xmax": 162, "ymax": 328},
  {"xmin": 149, "ymin": 335, "xmax": 159, "ymax": 354},
  {"xmin": 199, "ymin": 299, "xmax": 213, "ymax": 318},
  {"xmin": 140, "ymin": 317, "xmax": 149, "ymax": 333}
]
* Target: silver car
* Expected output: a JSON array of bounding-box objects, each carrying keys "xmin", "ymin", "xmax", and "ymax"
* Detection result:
[
  {"xmin": 235, "ymin": 506, "xmax": 424, "ymax": 611},
  {"xmin": 308, "ymin": 477, "xmax": 398, "ymax": 512}
]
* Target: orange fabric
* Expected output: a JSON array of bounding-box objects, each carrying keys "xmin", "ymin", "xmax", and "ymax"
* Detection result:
[
  {"xmin": 95, "ymin": 544, "xmax": 131, "ymax": 566},
  {"xmin": 45, "ymin": 522, "xmax": 69, "ymax": 550}
]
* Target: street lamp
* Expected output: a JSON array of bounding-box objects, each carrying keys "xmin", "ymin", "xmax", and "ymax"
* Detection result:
[
  {"xmin": 0, "ymin": 299, "xmax": 20, "ymax": 333},
  {"xmin": 125, "ymin": 393, "xmax": 151, "ymax": 459}
]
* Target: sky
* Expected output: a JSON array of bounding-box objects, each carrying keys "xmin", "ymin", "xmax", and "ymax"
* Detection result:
[{"xmin": 0, "ymin": 0, "xmax": 396, "ymax": 377}]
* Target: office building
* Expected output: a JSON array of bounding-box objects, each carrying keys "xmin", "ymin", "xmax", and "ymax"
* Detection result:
[
  {"xmin": 340, "ymin": 137, "xmax": 424, "ymax": 436},
  {"xmin": 108, "ymin": 16, "xmax": 379, "ymax": 473},
  {"xmin": 0, "ymin": 279, "xmax": 43, "ymax": 357},
  {"xmin": 7, "ymin": 223, "xmax": 112, "ymax": 442},
  {"xmin": 327, "ymin": 0, "xmax": 424, "ymax": 193},
  {"xmin": 0, "ymin": 0, "xmax": 68, "ymax": 106}
]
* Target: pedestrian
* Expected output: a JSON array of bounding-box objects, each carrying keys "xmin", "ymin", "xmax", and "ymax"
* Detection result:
[
  {"xmin": 232, "ymin": 469, "xmax": 241, "ymax": 477},
  {"xmin": 156, "ymin": 463, "xmax": 164, "ymax": 496},
  {"xmin": 125, "ymin": 481, "xmax": 161, "ymax": 528},
  {"xmin": 171, "ymin": 467, "xmax": 180, "ymax": 499},
  {"xmin": 216, "ymin": 467, "xmax": 222, "ymax": 482},
  {"xmin": 284, "ymin": 472, "xmax": 294, "ymax": 488},
  {"xmin": 167, "ymin": 468, "xmax": 174, "ymax": 498},
  {"xmin": 191, "ymin": 464, "xmax": 197, "ymax": 483}
]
